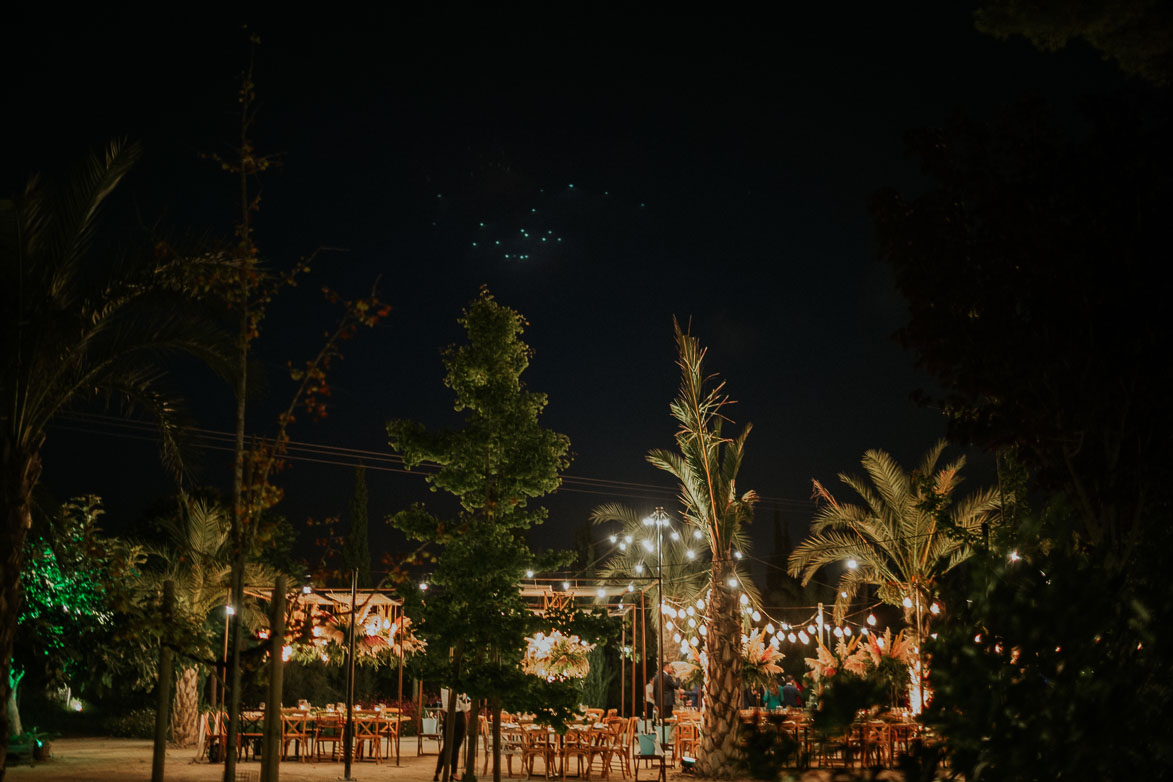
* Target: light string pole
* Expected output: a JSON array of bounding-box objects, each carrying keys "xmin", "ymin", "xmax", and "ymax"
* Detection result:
[{"xmin": 643, "ymin": 506, "xmax": 671, "ymax": 746}]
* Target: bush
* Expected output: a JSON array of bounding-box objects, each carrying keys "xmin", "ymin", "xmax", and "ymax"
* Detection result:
[{"xmin": 101, "ymin": 707, "xmax": 156, "ymax": 738}]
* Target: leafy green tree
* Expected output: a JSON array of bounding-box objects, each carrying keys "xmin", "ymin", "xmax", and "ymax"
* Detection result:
[
  {"xmin": 646, "ymin": 322, "xmax": 757, "ymax": 777},
  {"xmin": 787, "ymin": 441, "xmax": 1001, "ymax": 628},
  {"xmin": 0, "ymin": 143, "xmax": 228, "ymax": 768},
  {"xmin": 871, "ymin": 95, "xmax": 1173, "ymax": 564},
  {"xmin": 387, "ymin": 288, "xmax": 573, "ymax": 782},
  {"xmin": 927, "ymin": 499, "xmax": 1173, "ymax": 778},
  {"xmin": 342, "ymin": 466, "xmax": 372, "ymax": 587},
  {"xmin": 976, "ymin": 0, "xmax": 1173, "ymax": 85},
  {"xmin": 16, "ymin": 496, "xmax": 150, "ymax": 731}
]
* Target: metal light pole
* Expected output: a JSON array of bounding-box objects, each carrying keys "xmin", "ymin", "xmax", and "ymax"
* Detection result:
[{"xmin": 643, "ymin": 507, "xmax": 670, "ymax": 744}]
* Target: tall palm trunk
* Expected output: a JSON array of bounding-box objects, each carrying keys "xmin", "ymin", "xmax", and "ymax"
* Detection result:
[
  {"xmin": 171, "ymin": 666, "xmax": 201, "ymax": 747},
  {"xmin": 696, "ymin": 561, "xmax": 743, "ymax": 777},
  {"xmin": 1, "ymin": 441, "xmax": 40, "ymax": 774}
]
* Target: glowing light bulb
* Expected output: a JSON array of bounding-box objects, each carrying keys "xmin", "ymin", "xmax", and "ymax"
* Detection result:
[
  {"xmin": 867, "ymin": 614, "xmax": 877, "ymax": 626},
  {"xmin": 670, "ymin": 531, "xmax": 680, "ymax": 541},
  {"xmin": 634, "ymin": 564, "xmax": 644, "ymax": 575},
  {"xmin": 627, "ymin": 584, "xmax": 635, "ymax": 592},
  {"xmin": 690, "ymin": 637, "xmax": 699, "ymax": 647},
  {"xmin": 688, "ymin": 618, "xmax": 697, "ymax": 628},
  {"xmin": 788, "ymin": 633, "xmax": 797, "ymax": 643},
  {"xmin": 562, "ymin": 582, "xmax": 570, "ymax": 590},
  {"xmin": 734, "ymin": 551, "xmax": 743, "ymax": 559},
  {"xmin": 686, "ymin": 550, "xmax": 696, "ymax": 559},
  {"xmin": 694, "ymin": 530, "xmax": 703, "ymax": 539},
  {"xmin": 673, "ymin": 633, "xmax": 682, "ymax": 643},
  {"xmin": 1009, "ymin": 550, "xmax": 1021, "ymax": 562},
  {"xmin": 686, "ymin": 606, "xmax": 695, "ymax": 617},
  {"xmin": 902, "ymin": 597, "xmax": 914, "ymax": 608},
  {"xmin": 597, "ymin": 588, "xmax": 607, "ymax": 599},
  {"xmin": 808, "ymin": 625, "xmax": 816, "ymax": 635},
  {"xmin": 833, "ymin": 627, "xmax": 843, "ymax": 638},
  {"xmin": 844, "ymin": 626, "xmax": 853, "ymax": 636},
  {"xmin": 929, "ymin": 603, "xmax": 940, "ymax": 615},
  {"xmin": 419, "ymin": 582, "xmax": 428, "ymax": 591},
  {"xmin": 765, "ymin": 623, "xmax": 775, "ymax": 635},
  {"xmin": 847, "ymin": 559, "xmax": 858, "ymax": 569},
  {"xmin": 225, "ymin": 605, "xmax": 236, "ymax": 616},
  {"xmin": 696, "ymin": 599, "xmax": 705, "ymax": 610},
  {"xmin": 739, "ymin": 594, "xmax": 749, "ymax": 606},
  {"xmin": 798, "ymin": 631, "xmax": 810, "ymax": 644},
  {"xmin": 751, "ymin": 610, "xmax": 761, "ymax": 622},
  {"xmin": 728, "ymin": 577, "xmax": 739, "ymax": 588},
  {"xmin": 526, "ymin": 570, "xmax": 535, "ymax": 578},
  {"xmin": 609, "ymin": 535, "xmax": 617, "ymax": 543},
  {"xmin": 699, "ymin": 625, "xmax": 707, "ymax": 636}
]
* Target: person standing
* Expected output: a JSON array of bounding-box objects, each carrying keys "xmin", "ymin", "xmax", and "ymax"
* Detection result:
[
  {"xmin": 434, "ymin": 688, "xmax": 470, "ymax": 781},
  {"xmin": 652, "ymin": 661, "xmax": 679, "ymax": 721},
  {"xmin": 781, "ymin": 676, "xmax": 801, "ymax": 708}
]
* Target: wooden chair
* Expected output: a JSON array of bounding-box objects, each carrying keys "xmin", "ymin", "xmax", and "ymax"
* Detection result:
[
  {"xmin": 860, "ymin": 723, "xmax": 889, "ymax": 768},
  {"xmin": 380, "ymin": 707, "xmax": 402, "ymax": 763},
  {"xmin": 673, "ymin": 721, "xmax": 699, "ymax": 765},
  {"xmin": 239, "ymin": 710, "xmax": 265, "ymax": 761},
  {"xmin": 311, "ymin": 713, "xmax": 341, "ymax": 761},
  {"xmin": 590, "ymin": 719, "xmax": 627, "ymax": 779},
  {"xmin": 605, "ymin": 709, "xmax": 618, "ymax": 720},
  {"xmin": 521, "ymin": 725, "xmax": 557, "ymax": 779},
  {"xmin": 418, "ymin": 705, "xmax": 443, "ymax": 756},
  {"xmin": 500, "ymin": 725, "xmax": 528, "ymax": 777},
  {"xmin": 617, "ymin": 717, "xmax": 638, "ymax": 779},
  {"xmin": 281, "ymin": 712, "xmax": 313, "ymax": 761},
  {"xmin": 561, "ymin": 727, "xmax": 593, "ymax": 778},
  {"xmin": 355, "ymin": 715, "xmax": 383, "ymax": 763},
  {"xmin": 585, "ymin": 708, "xmax": 605, "ymax": 724}
]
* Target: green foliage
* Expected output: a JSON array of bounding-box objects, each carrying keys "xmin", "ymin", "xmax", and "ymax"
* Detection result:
[
  {"xmin": 579, "ymin": 646, "xmax": 616, "ymax": 708},
  {"xmin": 18, "ymin": 496, "xmax": 155, "ymax": 696},
  {"xmin": 976, "ymin": 0, "xmax": 1173, "ymax": 85},
  {"xmin": 386, "ymin": 289, "xmax": 576, "ymax": 731},
  {"xmin": 926, "ymin": 499, "xmax": 1173, "ymax": 779},
  {"xmin": 740, "ymin": 712, "xmax": 799, "ymax": 780},
  {"xmin": 788, "ymin": 441, "xmax": 1001, "ymax": 625},
  {"xmin": 872, "ymin": 94, "xmax": 1173, "ymax": 559}
]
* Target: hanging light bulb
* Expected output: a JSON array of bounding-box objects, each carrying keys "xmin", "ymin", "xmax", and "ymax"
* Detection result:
[
  {"xmin": 846, "ymin": 559, "xmax": 858, "ymax": 569},
  {"xmin": 635, "ymin": 564, "xmax": 644, "ymax": 575},
  {"xmin": 844, "ymin": 625, "xmax": 853, "ymax": 636},
  {"xmin": 670, "ymin": 531, "xmax": 680, "ymax": 541},
  {"xmin": 609, "ymin": 535, "xmax": 618, "ymax": 544},
  {"xmin": 860, "ymin": 627, "xmax": 869, "ymax": 636},
  {"xmin": 765, "ymin": 623, "xmax": 775, "ymax": 635},
  {"xmin": 902, "ymin": 596, "xmax": 914, "ymax": 608},
  {"xmin": 619, "ymin": 542, "xmax": 627, "ymax": 551},
  {"xmin": 739, "ymin": 594, "xmax": 749, "ymax": 605},
  {"xmin": 1008, "ymin": 550, "xmax": 1021, "ymax": 562},
  {"xmin": 686, "ymin": 606, "xmax": 696, "ymax": 617},
  {"xmin": 728, "ymin": 577, "xmax": 739, "ymax": 588},
  {"xmin": 688, "ymin": 618, "xmax": 697, "ymax": 628},
  {"xmin": 642, "ymin": 539, "xmax": 654, "ymax": 552},
  {"xmin": 526, "ymin": 570, "xmax": 535, "ymax": 578},
  {"xmin": 867, "ymin": 614, "xmax": 877, "ymax": 626},
  {"xmin": 562, "ymin": 581, "xmax": 571, "ymax": 590},
  {"xmin": 751, "ymin": 610, "xmax": 762, "ymax": 622},
  {"xmin": 597, "ymin": 588, "xmax": 607, "ymax": 599},
  {"xmin": 788, "ymin": 633, "xmax": 797, "ymax": 644},
  {"xmin": 699, "ymin": 625, "xmax": 707, "ymax": 636},
  {"xmin": 627, "ymin": 583, "xmax": 635, "ymax": 592},
  {"xmin": 419, "ymin": 582, "xmax": 428, "ymax": 591},
  {"xmin": 685, "ymin": 550, "xmax": 696, "ymax": 560},
  {"xmin": 690, "ymin": 637, "xmax": 699, "ymax": 647},
  {"xmin": 696, "ymin": 599, "xmax": 705, "ymax": 610},
  {"xmin": 625, "ymin": 535, "xmax": 633, "ymax": 544},
  {"xmin": 929, "ymin": 602, "xmax": 940, "ymax": 615},
  {"xmin": 734, "ymin": 551, "xmax": 743, "ymax": 559},
  {"xmin": 694, "ymin": 530, "xmax": 703, "ymax": 539},
  {"xmin": 798, "ymin": 631, "xmax": 810, "ymax": 644},
  {"xmin": 841, "ymin": 591, "xmax": 849, "ymax": 599},
  {"xmin": 877, "ymin": 636, "xmax": 885, "ymax": 649},
  {"xmin": 833, "ymin": 626, "xmax": 844, "ymax": 638},
  {"xmin": 674, "ymin": 633, "xmax": 682, "ymax": 643}
]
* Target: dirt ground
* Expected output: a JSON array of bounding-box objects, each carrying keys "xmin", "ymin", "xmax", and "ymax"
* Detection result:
[{"xmin": 4, "ymin": 737, "xmax": 904, "ymax": 781}]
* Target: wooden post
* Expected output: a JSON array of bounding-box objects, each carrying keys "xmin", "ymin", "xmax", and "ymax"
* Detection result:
[
  {"xmin": 260, "ymin": 575, "xmax": 286, "ymax": 782},
  {"xmin": 151, "ymin": 580, "xmax": 175, "ymax": 782},
  {"xmin": 344, "ymin": 569, "xmax": 358, "ymax": 780},
  {"xmin": 640, "ymin": 590, "xmax": 648, "ymax": 722},
  {"xmin": 620, "ymin": 617, "xmax": 626, "ymax": 717}
]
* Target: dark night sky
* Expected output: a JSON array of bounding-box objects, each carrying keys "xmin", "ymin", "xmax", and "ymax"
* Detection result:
[{"xmin": 5, "ymin": 9, "xmax": 1121, "ymax": 573}]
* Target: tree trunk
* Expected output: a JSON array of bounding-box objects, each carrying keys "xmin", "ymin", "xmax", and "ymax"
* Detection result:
[
  {"xmin": 171, "ymin": 667, "xmax": 201, "ymax": 747},
  {"xmin": 6, "ymin": 671, "xmax": 22, "ymax": 738},
  {"xmin": 1, "ymin": 441, "xmax": 40, "ymax": 774},
  {"xmin": 695, "ymin": 561, "xmax": 743, "ymax": 777}
]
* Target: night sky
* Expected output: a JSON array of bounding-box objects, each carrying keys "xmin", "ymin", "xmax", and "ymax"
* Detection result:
[{"xmin": 5, "ymin": 9, "xmax": 1120, "ymax": 573}]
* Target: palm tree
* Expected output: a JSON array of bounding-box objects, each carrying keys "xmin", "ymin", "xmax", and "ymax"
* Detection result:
[
  {"xmin": 644, "ymin": 322, "xmax": 757, "ymax": 777},
  {"xmin": 145, "ymin": 500, "xmax": 273, "ymax": 747},
  {"xmin": 0, "ymin": 142, "xmax": 227, "ymax": 766},
  {"xmin": 787, "ymin": 440, "xmax": 1002, "ymax": 630}
]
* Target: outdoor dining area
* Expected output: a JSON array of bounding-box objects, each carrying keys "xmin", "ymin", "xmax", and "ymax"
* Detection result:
[
  {"xmin": 738, "ymin": 707, "xmax": 926, "ymax": 771},
  {"xmin": 196, "ymin": 703, "xmax": 404, "ymax": 765}
]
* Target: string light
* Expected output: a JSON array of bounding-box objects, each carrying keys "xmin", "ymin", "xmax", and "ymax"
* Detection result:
[{"xmin": 867, "ymin": 614, "xmax": 877, "ymax": 626}]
